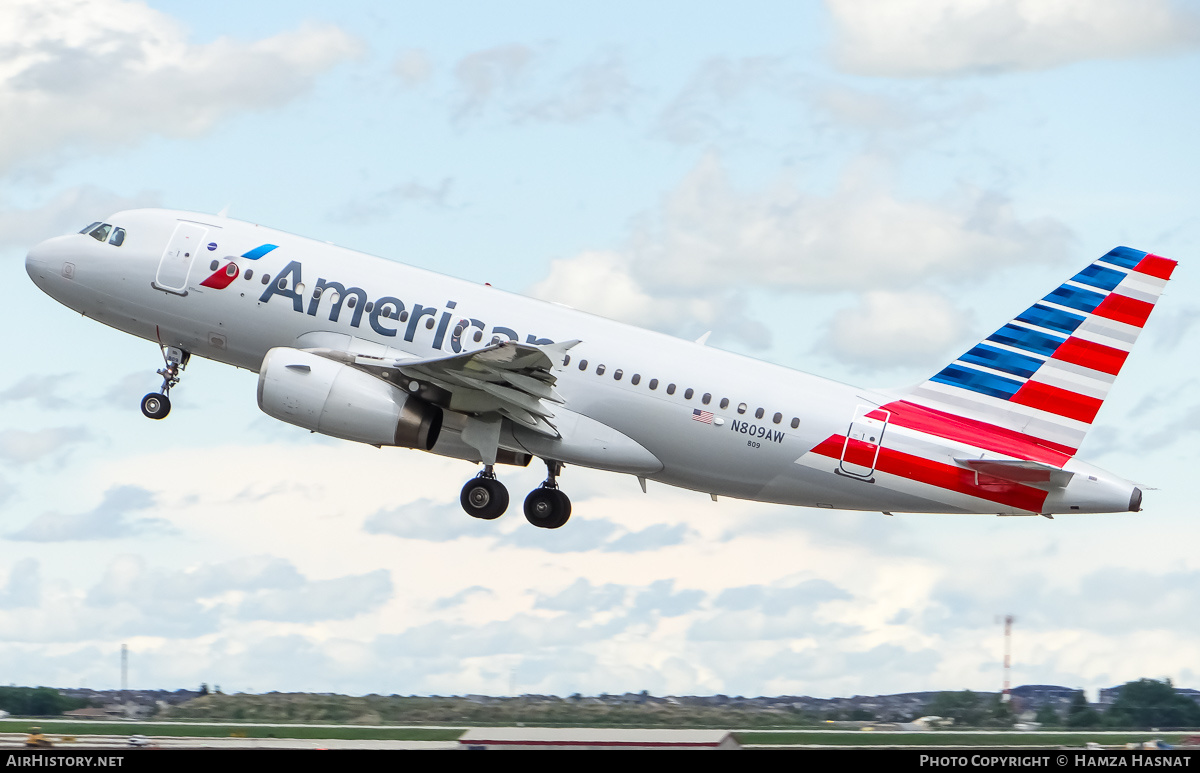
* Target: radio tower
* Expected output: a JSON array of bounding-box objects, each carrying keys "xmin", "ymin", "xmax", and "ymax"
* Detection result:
[{"xmin": 999, "ymin": 615, "xmax": 1015, "ymax": 703}]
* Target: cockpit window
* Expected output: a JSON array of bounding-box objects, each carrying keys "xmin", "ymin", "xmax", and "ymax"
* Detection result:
[
  {"xmin": 109, "ymin": 228, "xmax": 126, "ymax": 246},
  {"xmin": 88, "ymin": 224, "xmax": 111, "ymax": 242},
  {"xmin": 79, "ymin": 222, "xmax": 101, "ymax": 235}
]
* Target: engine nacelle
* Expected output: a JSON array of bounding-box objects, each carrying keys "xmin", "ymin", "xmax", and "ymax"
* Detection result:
[{"xmin": 257, "ymin": 347, "xmax": 442, "ymax": 449}]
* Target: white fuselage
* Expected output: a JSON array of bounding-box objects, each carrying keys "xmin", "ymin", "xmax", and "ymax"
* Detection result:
[{"xmin": 25, "ymin": 209, "xmax": 1142, "ymax": 516}]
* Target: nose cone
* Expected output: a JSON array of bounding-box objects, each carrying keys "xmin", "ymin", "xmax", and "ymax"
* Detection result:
[{"xmin": 25, "ymin": 234, "xmax": 74, "ymax": 292}]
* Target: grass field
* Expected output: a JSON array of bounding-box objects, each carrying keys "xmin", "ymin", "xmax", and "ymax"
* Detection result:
[{"xmin": 3, "ymin": 719, "xmax": 1194, "ymax": 748}]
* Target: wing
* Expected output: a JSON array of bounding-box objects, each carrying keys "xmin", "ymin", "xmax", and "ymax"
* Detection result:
[{"xmin": 305, "ymin": 340, "xmax": 580, "ymax": 438}]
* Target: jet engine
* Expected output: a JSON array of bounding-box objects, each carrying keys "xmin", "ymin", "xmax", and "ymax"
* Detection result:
[{"xmin": 257, "ymin": 347, "xmax": 442, "ymax": 449}]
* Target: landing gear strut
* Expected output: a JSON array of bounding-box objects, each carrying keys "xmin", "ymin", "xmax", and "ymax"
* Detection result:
[
  {"xmin": 460, "ymin": 466, "xmax": 509, "ymax": 520},
  {"xmin": 524, "ymin": 460, "xmax": 571, "ymax": 529},
  {"xmin": 141, "ymin": 346, "xmax": 189, "ymax": 420}
]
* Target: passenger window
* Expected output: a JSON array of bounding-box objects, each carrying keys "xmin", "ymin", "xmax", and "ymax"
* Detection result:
[
  {"xmin": 737, "ymin": 403, "xmax": 747, "ymax": 414},
  {"xmin": 755, "ymin": 408, "xmax": 764, "ymax": 419},
  {"xmin": 702, "ymin": 393, "xmax": 711, "ymax": 405},
  {"xmin": 649, "ymin": 379, "xmax": 659, "ymax": 390},
  {"xmin": 261, "ymin": 273, "xmax": 271, "ymax": 285},
  {"xmin": 684, "ymin": 388, "xmax": 694, "ymax": 399},
  {"xmin": 631, "ymin": 374, "xmax": 641, "ymax": 385},
  {"xmin": 210, "ymin": 260, "xmax": 219, "ymax": 271},
  {"xmin": 563, "ymin": 355, "xmax": 571, "ymax": 366},
  {"xmin": 613, "ymin": 369, "xmax": 623, "ymax": 381},
  {"xmin": 109, "ymin": 228, "xmax": 126, "ymax": 246},
  {"xmin": 596, "ymin": 364, "xmax": 606, "ymax": 376},
  {"xmin": 773, "ymin": 412, "xmax": 782, "ymax": 424},
  {"xmin": 245, "ymin": 269, "xmax": 254, "ymax": 281},
  {"xmin": 579, "ymin": 359, "xmax": 588, "ymax": 371},
  {"xmin": 791, "ymin": 418, "xmax": 800, "ymax": 429},
  {"xmin": 666, "ymin": 383, "xmax": 676, "ymax": 395},
  {"xmin": 720, "ymin": 398, "xmax": 729, "ymax": 409}
]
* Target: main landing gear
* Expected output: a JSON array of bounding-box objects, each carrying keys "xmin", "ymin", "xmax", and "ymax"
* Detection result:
[
  {"xmin": 458, "ymin": 459, "xmax": 572, "ymax": 529},
  {"xmin": 141, "ymin": 346, "xmax": 189, "ymax": 420}
]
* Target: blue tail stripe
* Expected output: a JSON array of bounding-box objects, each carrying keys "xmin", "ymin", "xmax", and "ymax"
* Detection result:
[
  {"xmin": 930, "ymin": 365, "xmax": 1024, "ymax": 400},
  {"xmin": 1044, "ymin": 284, "xmax": 1105, "ymax": 314},
  {"xmin": 1072, "ymin": 263, "xmax": 1125, "ymax": 292},
  {"xmin": 1015, "ymin": 303, "xmax": 1085, "ymax": 335},
  {"xmin": 959, "ymin": 344, "xmax": 1043, "ymax": 379},
  {"xmin": 1099, "ymin": 246, "xmax": 1146, "ymax": 269},
  {"xmin": 241, "ymin": 244, "xmax": 279, "ymax": 260},
  {"xmin": 986, "ymin": 324, "xmax": 1066, "ymax": 357}
]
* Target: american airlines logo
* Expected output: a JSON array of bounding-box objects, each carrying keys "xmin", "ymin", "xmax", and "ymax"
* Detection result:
[{"xmin": 210, "ymin": 248, "xmax": 553, "ymax": 354}]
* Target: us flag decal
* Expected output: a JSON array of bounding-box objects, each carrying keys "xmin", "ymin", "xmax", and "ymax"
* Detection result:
[{"xmin": 692, "ymin": 409, "xmax": 713, "ymax": 424}]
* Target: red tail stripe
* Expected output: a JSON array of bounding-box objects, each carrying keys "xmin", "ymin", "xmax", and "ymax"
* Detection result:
[
  {"xmin": 199, "ymin": 262, "xmax": 239, "ymax": 290},
  {"xmin": 1134, "ymin": 254, "xmax": 1176, "ymax": 281},
  {"xmin": 1050, "ymin": 337, "xmax": 1128, "ymax": 376},
  {"xmin": 868, "ymin": 400, "xmax": 1075, "ymax": 465},
  {"xmin": 1091, "ymin": 293, "xmax": 1153, "ymax": 328},
  {"xmin": 811, "ymin": 436, "xmax": 1049, "ymax": 512},
  {"xmin": 1010, "ymin": 381, "xmax": 1103, "ymax": 424}
]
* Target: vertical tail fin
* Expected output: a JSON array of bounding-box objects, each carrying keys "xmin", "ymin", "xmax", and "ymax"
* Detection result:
[{"xmin": 908, "ymin": 247, "xmax": 1177, "ymax": 455}]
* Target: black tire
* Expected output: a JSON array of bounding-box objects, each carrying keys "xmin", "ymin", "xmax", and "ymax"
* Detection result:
[
  {"xmin": 460, "ymin": 477, "xmax": 509, "ymax": 520},
  {"xmin": 141, "ymin": 392, "xmax": 171, "ymax": 420},
  {"xmin": 523, "ymin": 487, "xmax": 571, "ymax": 529}
]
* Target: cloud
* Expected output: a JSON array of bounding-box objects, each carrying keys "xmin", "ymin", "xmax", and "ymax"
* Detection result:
[
  {"xmin": 0, "ymin": 373, "xmax": 74, "ymax": 410},
  {"xmin": 329, "ymin": 178, "xmax": 455, "ymax": 224},
  {"xmin": 0, "ymin": 0, "xmax": 363, "ymax": 173},
  {"xmin": 818, "ymin": 290, "xmax": 975, "ymax": 370},
  {"xmin": 0, "ymin": 558, "xmax": 40, "ymax": 608},
  {"xmin": 0, "ymin": 186, "xmax": 161, "ymax": 252},
  {"xmin": 531, "ymin": 154, "xmax": 1069, "ymax": 350},
  {"xmin": 7, "ymin": 484, "xmax": 170, "ymax": 541},
  {"xmin": 452, "ymin": 44, "xmax": 535, "ymax": 122},
  {"xmin": 0, "ymin": 426, "xmax": 92, "ymax": 465},
  {"xmin": 827, "ymin": 0, "xmax": 1200, "ymax": 77},
  {"xmin": 236, "ymin": 569, "xmax": 393, "ymax": 622},
  {"xmin": 392, "ymin": 48, "xmax": 433, "ymax": 88},
  {"xmin": 655, "ymin": 56, "xmax": 787, "ymax": 145}
]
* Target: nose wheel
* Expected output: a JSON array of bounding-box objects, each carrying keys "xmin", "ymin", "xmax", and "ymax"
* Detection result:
[{"xmin": 141, "ymin": 345, "xmax": 189, "ymax": 420}]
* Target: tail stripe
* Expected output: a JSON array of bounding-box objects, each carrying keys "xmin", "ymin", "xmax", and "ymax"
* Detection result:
[
  {"xmin": 1098, "ymin": 246, "xmax": 1145, "ymax": 269},
  {"xmin": 1092, "ymin": 293, "xmax": 1153, "ymax": 328},
  {"xmin": 1046, "ymin": 284, "xmax": 1105, "ymax": 313},
  {"xmin": 1072, "ymin": 263, "xmax": 1127, "ymax": 291},
  {"xmin": 1050, "ymin": 338, "xmax": 1128, "ymax": 375},
  {"xmin": 1015, "ymin": 304, "xmax": 1085, "ymax": 335},
  {"xmin": 960, "ymin": 344, "xmax": 1043, "ymax": 378},
  {"xmin": 909, "ymin": 246, "xmax": 1175, "ymax": 455}
]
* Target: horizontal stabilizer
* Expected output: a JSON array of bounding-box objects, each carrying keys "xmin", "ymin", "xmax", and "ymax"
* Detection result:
[{"xmin": 954, "ymin": 457, "xmax": 1074, "ymax": 487}]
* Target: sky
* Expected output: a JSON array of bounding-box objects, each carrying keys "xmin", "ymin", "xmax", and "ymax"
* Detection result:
[{"xmin": 0, "ymin": 0, "xmax": 1198, "ymax": 701}]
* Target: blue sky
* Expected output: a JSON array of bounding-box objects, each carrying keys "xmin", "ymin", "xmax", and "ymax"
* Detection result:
[{"xmin": 0, "ymin": 0, "xmax": 1198, "ymax": 700}]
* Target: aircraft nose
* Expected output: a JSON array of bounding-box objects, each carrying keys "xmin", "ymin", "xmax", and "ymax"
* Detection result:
[{"xmin": 25, "ymin": 235, "xmax": 75, "ymax": 291}]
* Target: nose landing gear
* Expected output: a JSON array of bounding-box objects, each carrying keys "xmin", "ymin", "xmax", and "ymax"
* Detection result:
[{"xmin": 141, "ymin": 346, "xmax": 189, "ymax": 420}]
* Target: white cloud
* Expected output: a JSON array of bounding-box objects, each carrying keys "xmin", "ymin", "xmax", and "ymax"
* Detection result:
[
  {"xmin": 0, "ymin": 0, "xmax": 363, "ymax": 173},
  {"xmin": 452, "ymin": 44, "xmax": 535, "ymax": 122},
  {"xmin": 7, "ymin": 484, "xmax": 169, "ymax": 541},
  {"xmin": 0, "ymin": 186, "xmax": 160, "ymax": 252},
  {"xmin": 819, "ymin": 290, "xmax": 975, "ymax": 369},
  {"xmin": 531, "ymin": 154, "xmax": 1068, "ymax": 350},
  {"xmin": 655, "ymin": 56, "xmax": 786, "ymax": 145},
  {"xmin": 827, "ymin": 0, "xmax": 1200, "ymax": 77},
  {"xmin": 0, "ymin": 426, "xmax": 92, "ymax": 466}
]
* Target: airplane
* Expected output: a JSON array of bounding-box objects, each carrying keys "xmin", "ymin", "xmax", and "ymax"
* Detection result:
[{"xmin": 24, "ymin": 209, "xmax": 1176, "ymax": 529}]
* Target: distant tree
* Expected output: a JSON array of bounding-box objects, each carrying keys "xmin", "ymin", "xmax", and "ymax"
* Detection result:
[
  {"xmin": 1066, "ymin": 690, "xmax": 1100, "ymax": 728},
  {"xmin": 1104, "ymin": 679, "xmax": 1200, "ymax": 729},
  {"xmin": 1035, "ymin": 703, "xmax": 1061, "ymax": 727},
  {"xmin": 926, "ymin": 691, "xmax": 1013, "ymax": 727},
  {"xmin": 198, "ymin": 684, "xmax": 209, "ymax": 697},
  {"xmin": 0, "ymin": 686, "xmax": 86, "ymax": 716}
]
